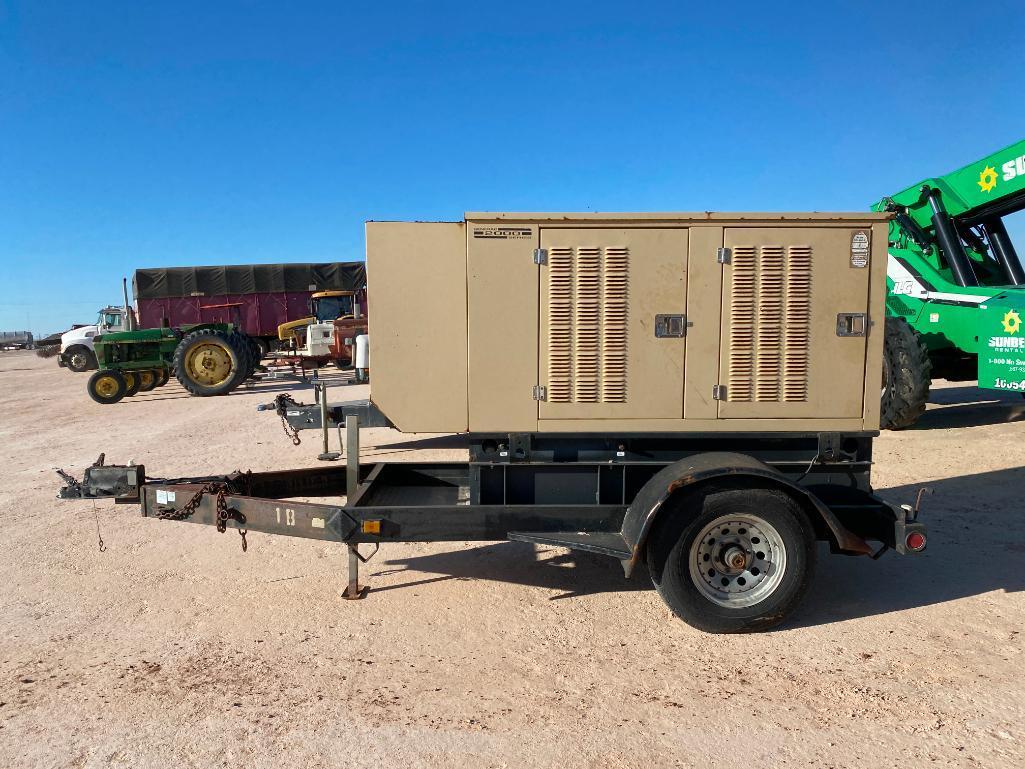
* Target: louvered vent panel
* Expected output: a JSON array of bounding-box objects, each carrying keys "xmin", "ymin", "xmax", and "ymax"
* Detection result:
[
  {"xmin": 728, "ymin": 244, "xmax": 812, "ymax": 403},
  {"xmin": 727, "ymin": 246, "xmax": 757, "ymax": 402},
  {"xmin": 547, "ymin": 247, "xmax": 574, "ymax": 403},
  {"xmin": 783, "ymin": 245, "xmax": 812, "ymax": 401},
  {"xmin": 602, "ymin": 247, "xmax": 629, "ymax": 403},
  {"xmin": 546, "ymin": 245, "xmax": 630, "ymax": 404}
]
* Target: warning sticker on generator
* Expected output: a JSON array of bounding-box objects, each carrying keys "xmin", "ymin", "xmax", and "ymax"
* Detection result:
[{"xmin": 850, "ymin": 230, "xmax": 870, "ymax": 268}]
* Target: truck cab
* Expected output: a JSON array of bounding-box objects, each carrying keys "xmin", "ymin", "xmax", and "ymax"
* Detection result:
[
  {"xmin": 277, "ymin": 290, "xmax": 368, "ymax": 365},
  {"xmin": 59, "ymin": 307, "xmax": 127, "ymax": 372}
]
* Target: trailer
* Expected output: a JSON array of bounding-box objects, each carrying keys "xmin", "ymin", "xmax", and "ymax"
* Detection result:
[
  {"xmin": 59, "ymin": 212, "xmax": 928, "ymax": 633},
  {"xmin": 0, "ymin": 330, "xmax": 34, "ymax": 350},
  {"xmin": 133, "ymin": 262, "xmax": 366, "ymax": 356}
]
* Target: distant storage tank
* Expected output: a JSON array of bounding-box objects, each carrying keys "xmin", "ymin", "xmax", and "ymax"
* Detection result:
[{"xmin": 0, "ymin": 331, "xmax": 34, "ymax": 349}]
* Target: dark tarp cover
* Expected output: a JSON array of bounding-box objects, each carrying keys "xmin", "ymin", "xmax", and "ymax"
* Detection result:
[{"xmin": 133, "ymin": 262, "xmax": 367, "ymax": 300}]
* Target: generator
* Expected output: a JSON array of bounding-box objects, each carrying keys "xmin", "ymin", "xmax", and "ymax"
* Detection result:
[
  {"xmin": 366, "ymin": 212, "xmax": 888, "ymax": 434},
  {"xmin": 59, "ymin": 211, "xmax": 928, "ymax": 634}
]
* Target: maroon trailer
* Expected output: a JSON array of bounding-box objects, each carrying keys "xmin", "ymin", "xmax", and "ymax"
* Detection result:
[{"xmin": 133, "ymin": 262, "xmax": 366, "ymax": 355}]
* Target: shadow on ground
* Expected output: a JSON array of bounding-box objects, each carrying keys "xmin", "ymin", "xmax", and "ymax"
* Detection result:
[
  {"xmin": 373, "ymin": 466, "xmax": 1025, "ymax": 628},
  {"xmin": 911, "ymin": 382, "xmax": 1025, "ymax": 430},
  {"xmin": 376, "ymin": 541, "xmax": 649, "ymax": 601}
]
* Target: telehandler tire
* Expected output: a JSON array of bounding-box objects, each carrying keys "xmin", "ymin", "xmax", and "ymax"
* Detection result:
[
  {"xmin": 646, "ymin": 485, "xmax": 815, "ymax": 634},
  {"xmin": 173, "ymin": 329, "xmax": 246, "ymax": 396},
  {"xmin": 87, "ymin": 370, "xmax": 127, "ymax": 405},
  {"xmin": 881, "ymin": 316, "xmax": 931, "ymax": 430}
]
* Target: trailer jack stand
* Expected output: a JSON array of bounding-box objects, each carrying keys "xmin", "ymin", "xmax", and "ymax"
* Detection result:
[
  {"xmin": 342, "ymin": 544, "xmax": 367, "ymax": 599},
  {"xmin": 342, "ymin": 543, "xmax": 378, "ymax": 600}
]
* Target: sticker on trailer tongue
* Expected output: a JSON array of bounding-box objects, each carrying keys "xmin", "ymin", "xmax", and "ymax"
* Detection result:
[{"xmin": 851, "ymin": 231, "xmax": 870, "ymax": 268}]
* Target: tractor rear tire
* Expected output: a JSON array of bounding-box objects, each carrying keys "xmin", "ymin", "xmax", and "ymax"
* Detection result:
[
  {"xmin": 228, "ymin": 331, "xmax": 257, "ymax": 382},
  {"xmin": 173, "ymin": 329, "xmax": 246, "ymax": 396},
  {"xmin": 881, "ymin": 316, "xmax": 931, "ymax": 430},
  {"xmin": 87, "ymin": 370, "xmax": 127, "ymax": 404}
]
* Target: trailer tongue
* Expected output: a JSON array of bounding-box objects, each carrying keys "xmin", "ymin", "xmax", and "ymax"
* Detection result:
[{"xmin": 57, "ymin": 211, "xmax": 930, "ymax": 633}]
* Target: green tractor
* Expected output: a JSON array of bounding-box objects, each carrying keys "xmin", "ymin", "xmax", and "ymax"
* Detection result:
[
  {"xmin": 86, "ymin": 324, "xmax": 260, "ymax": 405},
  {"xmin": 875, "ymin": 138, "xmax": 1025, "ymax": 428}
]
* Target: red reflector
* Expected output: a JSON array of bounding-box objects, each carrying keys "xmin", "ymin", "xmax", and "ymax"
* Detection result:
[{"xmin": 906, "ymin": 532, "xmax": 926, "ymax": 551}]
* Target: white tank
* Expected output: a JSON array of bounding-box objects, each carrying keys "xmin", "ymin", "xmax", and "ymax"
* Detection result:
[{"xmin": 355, "ymin": 334, "xmax": 369, "ymax": 369}]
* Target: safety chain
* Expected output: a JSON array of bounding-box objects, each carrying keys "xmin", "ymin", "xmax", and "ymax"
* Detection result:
[
  {"xmin": 157, "ymin": 483, "xmax": 248, "ymax": 552},
  {"xmin": 280, "ymin": 414, "xmax": 301, "ymax": 446}
]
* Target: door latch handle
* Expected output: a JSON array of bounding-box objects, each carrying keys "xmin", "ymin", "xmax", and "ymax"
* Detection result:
[
  {"xmin": 655, "ymin": 314, "xmax": 689, "ymax": 338},
  {"xmin": 836, "ymin": 313, "xmax": 868, "ymax": 337}
]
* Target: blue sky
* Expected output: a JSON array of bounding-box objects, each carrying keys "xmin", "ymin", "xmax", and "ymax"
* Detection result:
[{"xmin": 2, "ymin": 1, "xmax": 1024, "ymax": 334}]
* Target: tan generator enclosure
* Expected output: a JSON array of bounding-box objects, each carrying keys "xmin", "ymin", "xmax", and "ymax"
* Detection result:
[{"xmin": 366, "ymin": 213, "xmax": 890, "ymax": 434}]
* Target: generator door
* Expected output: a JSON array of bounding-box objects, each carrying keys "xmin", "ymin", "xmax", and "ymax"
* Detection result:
[
  {"xmin": 538, "ymin": 228, "xmax": 688, "ymax": 421},
  {"xmin": 717, "ymin": 227, "xmax": 870, "ymax": 419}
]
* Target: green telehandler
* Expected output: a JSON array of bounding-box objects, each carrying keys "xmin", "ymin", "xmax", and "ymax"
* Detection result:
[{"xmin": 874, "ymin": 138, "xmax": 1025, "ymax": 428}]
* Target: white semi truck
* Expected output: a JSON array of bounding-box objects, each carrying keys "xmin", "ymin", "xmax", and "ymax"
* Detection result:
[{"xmin": 59, "ymin": 307, "xmax": 127, "ymax": 372}]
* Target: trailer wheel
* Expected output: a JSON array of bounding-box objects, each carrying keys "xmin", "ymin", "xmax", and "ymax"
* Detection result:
[
  {"xmin": 173, "ymin": 329, "xmax": 245, "ymax": 396},
  {"xmin": 881, "ymin": 316, "xmax": 931, "ymax": 430},
  {"xmin": 123, "ymin": 371, "xmax": 140, "ymax": 397},
  {"xmin": 136, "ymin": 370, "xmax": 157, "ymax": 392},
  {"xmin": 66, "ymin": 346, "xmax": 96, "ymax": 372},
  {"xmin": 87, "ymin": 370, "xmax": 127, "ymax": 404},
  {"xmin": 646, "ymin": 486, "xmax": 815, "ymax": 633}
]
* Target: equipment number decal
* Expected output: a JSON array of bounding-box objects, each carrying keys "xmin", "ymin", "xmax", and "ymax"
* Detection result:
[{"xmin": 276, "ymin": 507, "xmax": 296, "ymax": 526}]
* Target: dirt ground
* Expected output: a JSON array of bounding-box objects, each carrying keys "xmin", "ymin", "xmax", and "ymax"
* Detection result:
[{"xmin": 0, "ymin": 349, "xmax": 1022, "ymax": 768}]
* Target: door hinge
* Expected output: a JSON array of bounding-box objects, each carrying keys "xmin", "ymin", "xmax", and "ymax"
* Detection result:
[
  {"xmin": 717, "ymin": 247, "xmax": 732, "ymax": 264},
  {"xmin": 712, "ymin": 384, "xmax": 727, "ymax": 400},
  {"xmin": 532, "ymin": 385, "xmax": 547, "ymax": 401},
  {"xmin": 533, "ymin": 248, "xmax": 548, "ymax": 265}
]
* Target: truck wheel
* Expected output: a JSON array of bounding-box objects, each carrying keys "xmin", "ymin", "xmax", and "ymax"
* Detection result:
[
  {"xmin": 881, "ymin": 316, "xmax": 931, "ymax": 430},
  {"xmin": 646, "ymin": 486, "xmax": 815, "ymax": 633},
  {"xmin": 173, "ymin": 329, "xmax": 245, "ymax": 396},
  {"xmin": 123, "ymin": 371, "xmax": 140, "ymax": 397},
  {"xmin": 136, "ymin": 370, "xmax": 157, "ymax": 392},
  {"xmin": 87, "ymin": 370, "xmax": 127, "ymax": 404},
  {"xmin": 66, "ymin": 346, "xmax": 96, "ymax": 372}
]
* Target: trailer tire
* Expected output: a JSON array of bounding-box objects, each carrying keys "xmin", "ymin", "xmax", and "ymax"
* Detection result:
[
  {"xmin": 123, "ymin": 371, "xmax": 140, "ymax": 397},
  {"xmin": 173, "ymin": 329, "xmax": 246, "ymax": 396},
  {"xmin": 66, "ymin": 346, "xmax": 96, "ymax": 373},
  {"xmin": 87, "ymin": 370, "xmax": 127, "ymax": 404},
  {"xmin": 881, "ymin": 316, "xmax": 931, "ymax": 430},
  {"xmin": 646, "ymin": 486, "xmax": 815, "ymax": 634}
]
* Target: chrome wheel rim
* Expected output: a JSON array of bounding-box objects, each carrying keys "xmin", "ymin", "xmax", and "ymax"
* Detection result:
[{"xmin": 689, "ymin": 513, "xmax": 787, "ymax": 608}]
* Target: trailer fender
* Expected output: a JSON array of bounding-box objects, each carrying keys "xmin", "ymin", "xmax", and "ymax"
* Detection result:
[{"xmin": 620, "ymin": 452, "xmax": 872, "ymax": 577}]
